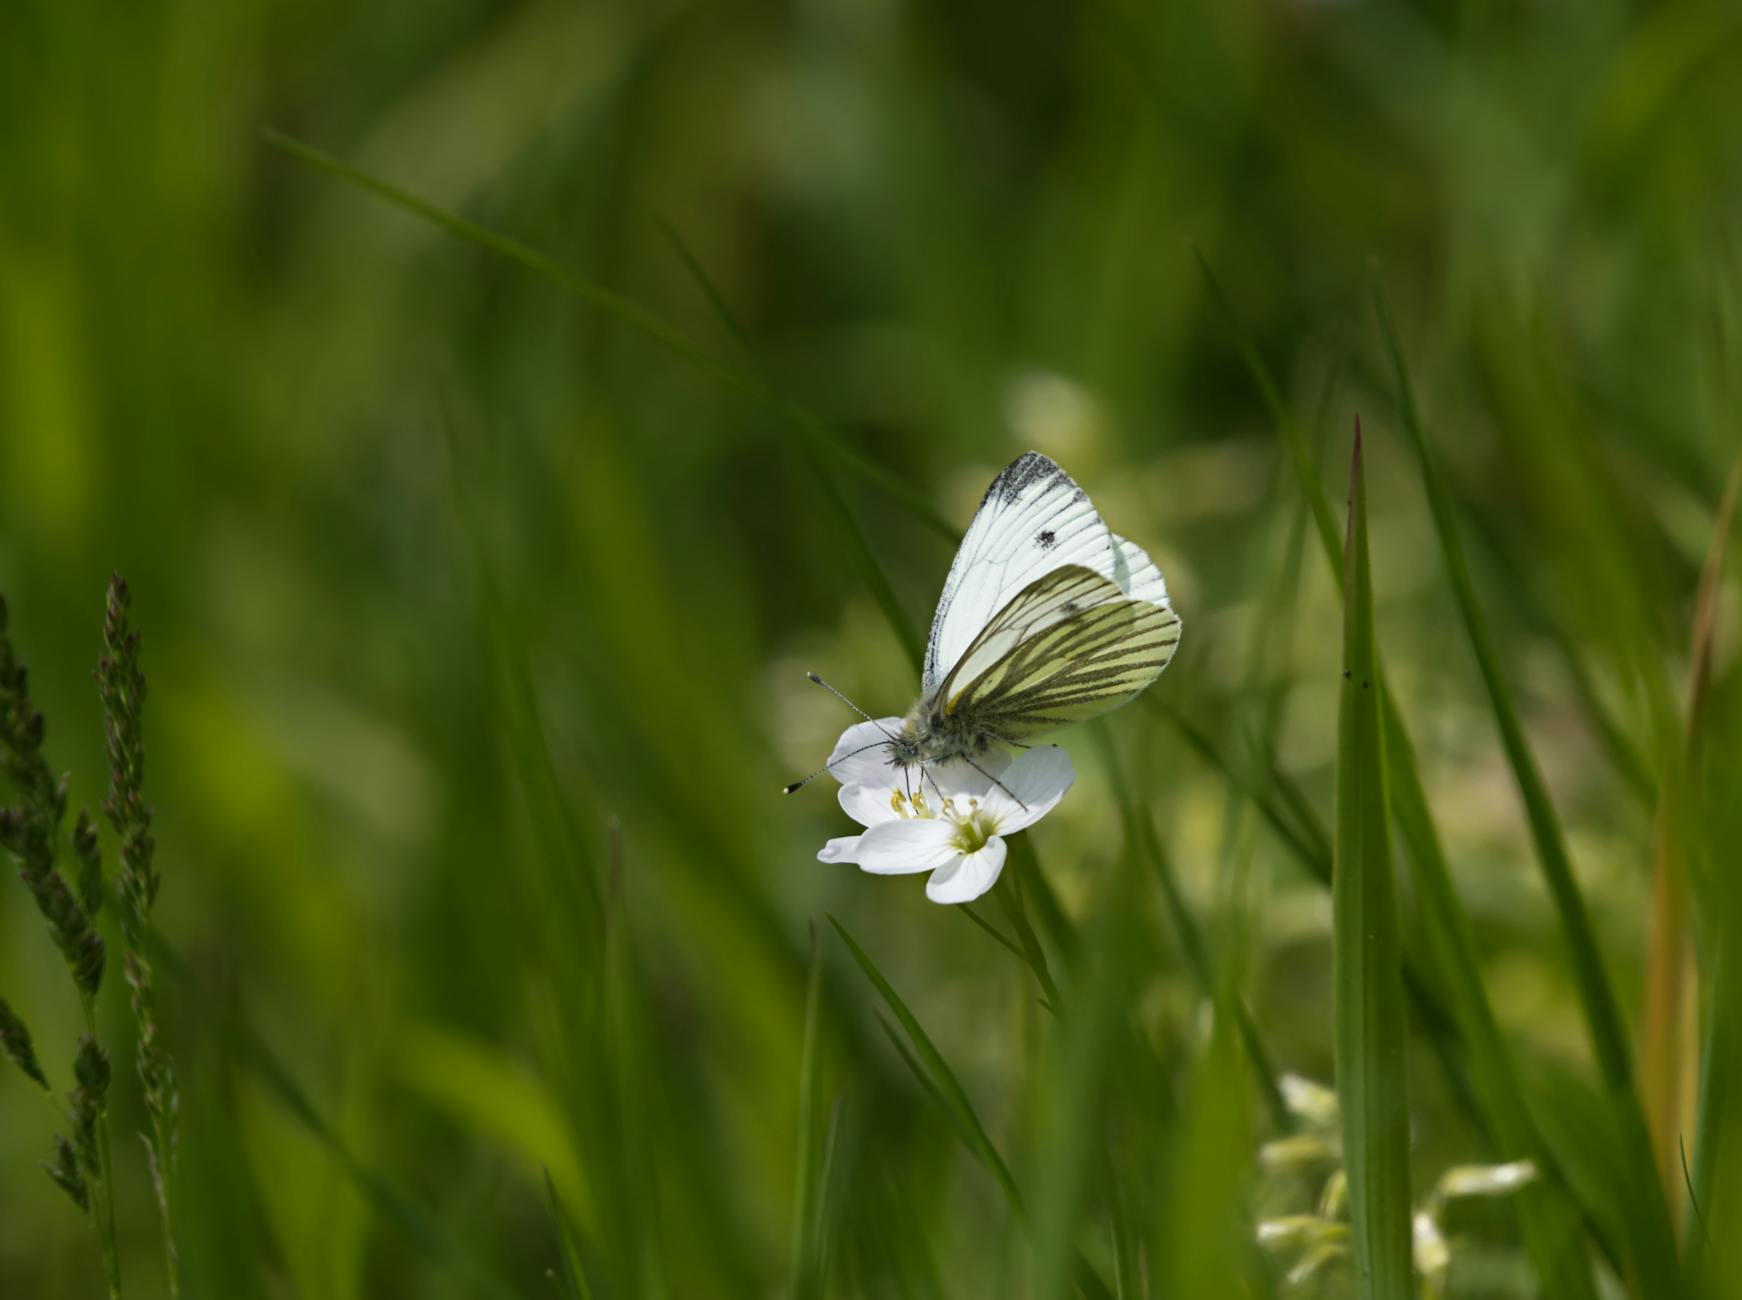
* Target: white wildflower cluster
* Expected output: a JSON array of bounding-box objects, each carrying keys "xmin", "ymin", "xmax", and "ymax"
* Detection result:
[{"xmin": 1254, "ymin": 1073, "xmax": 1539, "ymax": 1296}]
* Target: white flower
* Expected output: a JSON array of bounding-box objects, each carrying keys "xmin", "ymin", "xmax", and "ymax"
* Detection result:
[{"xmin": 815, "ymin": 719, "xmax": 1075, "ymax": 905}]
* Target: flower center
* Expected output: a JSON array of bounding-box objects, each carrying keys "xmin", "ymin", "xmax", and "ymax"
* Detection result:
[
  {"xmin": 949, "ymin": 808, "xmax": 995, "ymax": 854},
  {"xmin": 887, "ymin": 789, "xmax": 997, "ymax": 852}
]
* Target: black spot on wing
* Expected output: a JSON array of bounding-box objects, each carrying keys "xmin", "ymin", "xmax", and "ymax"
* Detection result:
[{"xmin": 1036, "ymin": 529, "xmax": 1057, "ymax": 550}]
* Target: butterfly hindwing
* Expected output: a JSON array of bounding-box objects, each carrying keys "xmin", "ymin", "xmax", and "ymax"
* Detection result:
[{"xmin": 937, "ymin": 564, "xmax": 1181, "ymax": 740}]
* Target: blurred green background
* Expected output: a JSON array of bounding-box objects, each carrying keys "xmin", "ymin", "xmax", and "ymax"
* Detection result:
[{"xmin": 4, "ymin": 0, "xmax": 1742, "ymax": 1295}]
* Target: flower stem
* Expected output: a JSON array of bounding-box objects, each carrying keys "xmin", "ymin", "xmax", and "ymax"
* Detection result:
[
  {"xmin": 156, "ymin": 1116, "xmax": 180, "ymax": 1299},
  {"xmin": 81, "ymin": 996, "xmax": 123, "ymax": 1300},
  {"xmin": 995, "ymin": 856, "xmax": 1062, "ymax": 1012}
]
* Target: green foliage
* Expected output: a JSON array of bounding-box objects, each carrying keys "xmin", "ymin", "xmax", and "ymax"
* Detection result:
[
  {"xmin": 4, "ymin": 3, "xmax": 1742, "ymax": 1297},
  {"xmin": 1332, "ymin": 433, "xmax": 1414, "ymax": 1298},
  {"xmin": 1373, "ymin": 282, "xmax": 1682, "ymax": 1295},
  {"xmin": 543, "ymin": 1168, "xmax": 595, "ymax": 1300}
]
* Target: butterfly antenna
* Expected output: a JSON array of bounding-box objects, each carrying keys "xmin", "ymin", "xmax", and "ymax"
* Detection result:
[
  {"xmin": 805, "ymin": 673, "xmax": 899, "ymax": 740},
  {"xmin": 782, "ymin": 768, "xmax": 829, "ymax": 795},
  {"xmin": 781, "ymin": 739, "xmax": 889, "ymax": 795}
]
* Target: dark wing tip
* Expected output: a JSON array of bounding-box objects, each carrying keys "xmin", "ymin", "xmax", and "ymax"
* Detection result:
[{"xmin": 993, "ymin": 450, "xmax": 1073, "ymax": 506}]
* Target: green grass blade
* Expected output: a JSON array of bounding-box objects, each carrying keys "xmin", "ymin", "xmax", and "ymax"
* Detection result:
[
  {"xmin": 1200, "ymin": 249, "xmax": 1613, "ymax": 1292},
  {"xmin": 1155, "ymin": 699, "xmax": 1474, "ymax": 1095},
  {"xmin": 1687, "ymin": 944, "xmax": 1736, "ymax": 1285},
  {"xmin": 790, "ymin": 924, "xmax": 826, "ymax": 1300},
  {"xmin": 1105, "ymin": 1157, "xmax": 1141, "ymax": 1300},
  {"xmin": 1644, "ymin": 452, "xmax": 1739, "ymax": 1201},
  {"xmin": 1382, "ymin": 691, "xmax": 1612, "ymax": 1293},
  {"xmin": 544, "ymin": 1168, "xmax": 596, "ymax": 1300},
  {"xmin": 260, "ymin": 128, "xmax": 744, "ymax": 388},
  {"xmin": 1266, "ymin": 754, "xmax": 1337, "ymax": 865},
  {"xmin": 992, "ymin": 864, "xmax": 1063, "ymax": 1012},
  {"xmin": 1372, "ymin": 279, "xmax": 1682, "ymax": 1294},
  {"xmin": 804, "ymin": 455, "xmax": 925, "ymax": 674},
  {"xmin": 829, "ymin": 915, "xmax": 1024, "ymax": 1214},
  {"xmin": 656, "ymin": 223, "xmax": 924, "ymax": 673},
  {"xmin": 655, "ymin": 218, "xmax": 960, "ymax": 543},
  {"xmin": 1141, "ymin": 811, "xmax": 1290, "ymax": 1133},
  {"xmin": 1194, "ymin": 246, "xmax": 1344, "ymax": 568},
  {"xmin": 139, "ymin": 925, "xmax": 530, "ymax": 1300},
  {"xmin": 1006, "ymin": 836, "xmax": 1079, "ymax": 965},
  {"xmin": 438, "ymin": 409, "xmax": 604, "ymax": 948},
  {"xmin": 240, "ymin": 1020, "xmax": 529, "ymax": 1300},
  {"xmin": 1462, "ymin": 520, "xmax": 1657, "ymax": 808},
  {"xmin": 875, "ymin": 1014, "xmax": 958, "ymax": 1128},
  {"xmin": 1162, "ymin": 995, "xmax": 1258, "ymax": 1300},
  {"xmin": 808, "ymin": 1097, "xmax": 850, "ymax": 1296},
  {"xmin": 262, "ymin": 128, "xmax": 959, "ymax": 543},
  {"xmin": 832, "ymin": 917, "xmax": 1114, "ymax": 1300},
  {"xmin": 1153, "ymin": 699, "xmax": 1331, "ymax": 873},
  {"xmin": 1333, "ymin": 428, "xmax": 1415, "ymax": 1299},
  {"xmin": 1370, "ymin": 278, "xmax": 1631, "ymax": 1101},
  {"xmin": 1027, "ymin": 847, "xmax": 1146, "ymax": 1300},
  {"xmin": 958, "ymin": 903, "xmax": 1035, "ymax": 970},
  {"xmin": 1096, "ymin": 729, "xmax": 1289, "ymax": 1134}
]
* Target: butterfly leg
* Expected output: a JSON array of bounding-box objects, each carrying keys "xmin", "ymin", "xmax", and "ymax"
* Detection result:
[
  {"xmin": 921, "ymin": 763, "xmax": 948, "ymax": 807},
  {"xmin": 965, "ymin": 756, "xmax": 1028, "ymax": 812}
]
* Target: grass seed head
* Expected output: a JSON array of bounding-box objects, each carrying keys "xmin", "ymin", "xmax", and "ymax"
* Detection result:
[
  {"xmin": 43, "ymin": 1134, "xmax": 89, "ymax": 1213},
  {"xmin": 0, "ymin": 997, "xmax": 48, "ymax": 1089}
]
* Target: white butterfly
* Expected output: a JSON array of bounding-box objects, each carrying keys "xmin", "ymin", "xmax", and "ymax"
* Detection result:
[{"xmin": 791, "ymin": 451, "xmax": 1180, "ymax": 793}]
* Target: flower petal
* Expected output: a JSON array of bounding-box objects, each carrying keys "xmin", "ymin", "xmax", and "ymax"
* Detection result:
[
  {"xmin": 852, "ymin": 818, "xmax": 960, "ymax": 875},
  {"xmin": 817, "ymin": 835, "xmax": 863, "ymax": 864},
  {"xmin": 981, "ymin": 746, "xmax": 1075, "ymax": 834},
  {"xmin": 925, "ymin": 837, "xmax": 1008, "ymax": 904},
  {"xmin": 825, "ymin": 719, "xmax": 906, "ymax": 788},
  {"xmin": 839, "ymin": 779, "xmax": 904, "ymax": 828},
  {"xmin": 918, "ymin": 753, "xmax": 1011, "ymax": 803}
]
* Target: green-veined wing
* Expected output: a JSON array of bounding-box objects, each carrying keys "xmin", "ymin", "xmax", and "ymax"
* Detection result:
[{"xmin": 934, "ymin": 564, "xmax": 1181, "ymax": 740}]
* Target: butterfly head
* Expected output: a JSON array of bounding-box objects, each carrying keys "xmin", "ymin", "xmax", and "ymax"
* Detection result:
[{"xmin": 882, "ymin": 721, "xmax": 925, "ymax": 770}]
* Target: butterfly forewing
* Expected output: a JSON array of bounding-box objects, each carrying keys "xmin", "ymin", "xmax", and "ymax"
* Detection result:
[
  {"xmin": 937, "ymin": 565, "xmax": 1181, "ymax": 740},
  {"xmin": 925, "ymin": 454, "xmax": 1118, "ymax": 697}
]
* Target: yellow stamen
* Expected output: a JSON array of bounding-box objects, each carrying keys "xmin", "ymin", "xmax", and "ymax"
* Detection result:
[{"xmin": 950, "ymin": 810, "xmax": 995, "ymax": 854}]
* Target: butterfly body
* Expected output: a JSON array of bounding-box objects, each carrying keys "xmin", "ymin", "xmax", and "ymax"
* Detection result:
[{"xmin": 896, "ymin": 694, "xmax": 1003, "ymax": 770}]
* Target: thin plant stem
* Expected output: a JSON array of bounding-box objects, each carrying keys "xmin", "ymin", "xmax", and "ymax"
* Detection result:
[
  {"xmin": 994, "ymin": 861, "xmax": 1062, "ymax": 1011},
  {"xmin": 81, "ymin": 996, "xmax": 123, "ymax": 1300},
  {"xmin": 99, "ymin": 576, "xmax": 180, "ymax": 1297}
]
